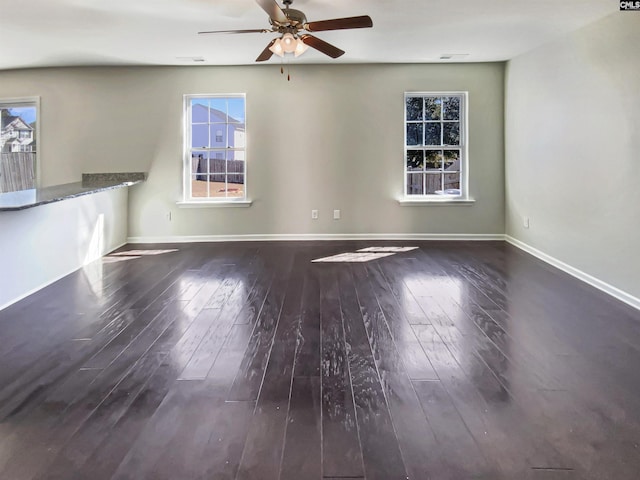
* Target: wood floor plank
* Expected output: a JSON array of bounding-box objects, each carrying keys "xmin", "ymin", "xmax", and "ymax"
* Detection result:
[
  {"xmin": 227, "ymin": 246, "xmax": 296, "ymax": 401},
  {"xmin": 293, "ymin": 266, "xmax": 321, "ymax": 377},
  {"xmin": 279, "ymin": 376, "xmax": 322, "ymax": 480},
  {"xmin": 319, "ymin": 266, "xmax": 365, "ymax": 479},
  {"xmin": 180, "ymin": 249, "xmax": 263, "ymax": 380},
  {"xmin": 350, "ymin": 262, "xmax": 456, "ymax": 480},
  {"xmin": 235, "ymin": 251, "xmax": 306, "ymax": 480},
  {"xmin": 112, "ymin": 380, "xmax": 252, "ymax": 480},
  {"xmin": 337, "ymin": 267, "xmax": 408, "ymax": 480},
  {"xmin": 413, "ymin": 379, "xmax": 497, "ymax": 478}
]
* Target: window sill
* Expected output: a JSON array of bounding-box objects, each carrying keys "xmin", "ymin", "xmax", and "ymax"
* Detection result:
[
  {"xmin": 176, "ymin": 200, "xmax": 252, "ymax": 208},
  {"xmin": 398, "ymin": 197, "xmax": 476, "ymax": 206}
]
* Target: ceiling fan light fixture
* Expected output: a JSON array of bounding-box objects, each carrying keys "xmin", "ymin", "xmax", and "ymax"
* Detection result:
[
  {"xmin": 294, "ymin": 38, "xmax": 308, "ymax": 57},
  {"xmin": 281, "ymin": 33, "xmax": 297, "ymax": 53},
  {"xmin": 268, "ymin": 38, "xmax": 284, "ymax": 57}
]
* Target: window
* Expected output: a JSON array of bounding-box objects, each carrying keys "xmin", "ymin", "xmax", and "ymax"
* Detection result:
[
  {"xmin": 0, "ymin": 98, "xmax": 38, "ymax": 194},
  {"xmin": 404, "ymin": 93, "xmax": 466, "ymax": 198},
  {"xmin": 184, "ymin": 94, "xmax": 246, "ymax": 201}
]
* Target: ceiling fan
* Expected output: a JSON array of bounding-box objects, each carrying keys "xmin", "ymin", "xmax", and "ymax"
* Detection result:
[{"xmin": 198, "ymin": 0, "xmax": 373, "ymax": 62}]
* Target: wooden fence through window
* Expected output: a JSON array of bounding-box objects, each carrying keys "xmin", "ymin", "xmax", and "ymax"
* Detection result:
[
  {"xmin": 192, "ymin": 156, "xmax": 244, "ymax": 184},
  {"xmin": 407, "ymin": 172, "xmax": 460, "ymax": 195},
  {"xmin": 0, "ymin": 153, "xmax": 36, "ymax": 193}
]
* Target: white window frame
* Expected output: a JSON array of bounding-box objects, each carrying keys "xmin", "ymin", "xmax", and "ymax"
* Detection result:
[
  {"xmin": 180, "ymin": 93, "xmax": 250, "ymax": 206},
  {"xmin": 402, "ymin": 92, "xmax": 471, "ymax": 204},
  {"xmin": 0, "ymin": 96, "xmax": 40, "ymax": 191}
]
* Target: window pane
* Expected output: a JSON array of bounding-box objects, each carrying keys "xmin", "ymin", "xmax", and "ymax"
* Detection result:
[
  {"xmin": 226, "ymin": 174, "xmax": 245, "ymax": 198},
  {"xmin": 191, "ymin": 152, "xmax": 209, "ymax": 180},
  {"xmin": 443, "ymin": 150, "xmax": 460, "ymax": 170},
  {"xmin": 230, "ymin": 123, "xmax": 246, "ymax": 148},
  {"xmin": 406, "ymin": 123, "xmax": 423, "ymax": 146},
  {"xmin": 406, "ymin": 97, "xmax": 423, "ymax": 121},
  {"xmin": 227, "ymin": 98, "xmax": 245, "ymax": 123},
  {"xmin": 209, "ymin": 152, "xmax": 227, "ymax": 182},
  {"xmin": 192, "ymin": 124, "xmax": 208, "ymax": 148},
  {"xmin": 191, "ymin": 154, "xmax": 200, "ymax": 175},
  {"xmin": 443, "ymin": 172, "xmax": 461, "ymax": 193},
  {"xmin": 425, "ymin": 151, "xmax": 443, "ymax": 171},
  {"xmin": 191, "ymin": 100, "xmax": 208, "ymax": 123},
  {"xmin": 407, "ymin": 173, "xmax": 424, "ymax": 195},
  {"xmin": 443, "ymin": 123, "xmax": 460, "ymax": 145},
  {"xmin": 210, "ymin": 125, "xmax": 227, "ymax": 146},
  {"xmin": 424, "ymin": 97, "xmax": 441, "ymax": 120},
  {"xmin": 207, "ymin": 150, "xmax": 225, "ymax": 184},
  {"xmin": 426, "ymin": 173, "xmax": 442, "ymax": 194},
  {"xmin": 229, "ymin": 149, "xmax": 245, "ymax": 162},
  {"xmin": 228, "ymin": 157, "xmax": 245, "ymax": 179},
  {"xmin": 406, "ymin": 150, "xmax": 423, "ymax": 171},
  {"xmin": 425, "ymin": 123, "xmax": 441, "ymax": 145},
  {"xmin": 191, "ymin": 176, "xmax": 209, "ymax": 197},
  {"xmin": 443, "ymin": 97, "xmax": 460, "ymax": 120},
  {"xmin": 209, "ymin": 98, "xmax": 227, "ymax": 122}
]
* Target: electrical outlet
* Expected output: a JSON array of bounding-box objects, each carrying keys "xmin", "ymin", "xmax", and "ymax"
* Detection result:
[
  {"xmin": 523, "ymin": 216, "xmax": 529, "ymax": 229},
  {"xmin": 333, "ymin": 209, "xmax": 341, "ymax": 220},
  {"xmin": 311, "ymin": 209, "xmax": 319, "ymax": 220}
]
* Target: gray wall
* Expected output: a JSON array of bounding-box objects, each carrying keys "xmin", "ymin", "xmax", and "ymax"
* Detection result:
[
  {"xmin": 505, "ymin": 13, "xmax": 640, "ymax": 299},
  {"xmin": 0, "ymin": 63, "xmax": 505, "ymax": 239}
]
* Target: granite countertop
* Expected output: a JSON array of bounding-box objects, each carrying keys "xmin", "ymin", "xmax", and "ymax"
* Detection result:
[{"xmin": 0, "ymin": 172, "xmax": 146, "ymax": 211}]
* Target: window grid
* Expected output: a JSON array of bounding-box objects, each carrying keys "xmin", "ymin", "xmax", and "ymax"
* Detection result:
[
  {"xmin": 185, "ymin": 95, "xmax": 246, "ymax": 201},
  {"xmin": 404, "ymin": 93, "xmax": 465, "ymax": 198}
]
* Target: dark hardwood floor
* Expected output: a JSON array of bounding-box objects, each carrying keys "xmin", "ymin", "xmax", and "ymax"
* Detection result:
[{"xmin": 1, "ymin": 241, "xmax": 639, "ymax": 479}]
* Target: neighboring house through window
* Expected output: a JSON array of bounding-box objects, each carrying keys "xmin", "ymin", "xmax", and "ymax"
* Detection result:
[
  {"xmin": 0, "ymin": 98, "xmax": 38, "ymax": 193},
  {"xmin": 184, "ymin": 94, "xmax": 246, "ymax": 201},
  {"xmin": 404, "ymin": 92, "xmax": 467, "ymax": 198}
]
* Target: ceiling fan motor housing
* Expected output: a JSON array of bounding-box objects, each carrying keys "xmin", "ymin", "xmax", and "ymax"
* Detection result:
[{"xmin": 271, "ymin": 8, "xmax": 307, "ymax": 29}]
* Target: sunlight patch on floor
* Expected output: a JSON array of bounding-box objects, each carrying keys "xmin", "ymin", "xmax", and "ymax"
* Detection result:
[
  {"xmin": 312, "ymin": 252, "xmax": 396, "ymax": 263},
  {"xmin": 311, "ymin": 246, "xmax": 419, "ymax": 263},
  {"xmin": 111, "ymin": 249, "xmax": 179, "ymax": 256},
  {"xmin": 357, "ymin": 246, "xmax": 418, "ymax": 253},
  {"xmin": 101, "ymin": 255, "xmax": 142, "ymax": 264}
]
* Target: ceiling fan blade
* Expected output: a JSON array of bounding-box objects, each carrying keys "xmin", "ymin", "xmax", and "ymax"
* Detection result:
[
  {"xmin": 198, "ymin": 29, "xmax": 269, "ymax": 35},
  {"xmin": 300, "ymin": 34, "xmax": 345, "ymax": 59},
  {"xmin": 304, "ymin": 15, "xmax": 373, "ymax": 32},
  {"xmin": 256, "ymin": 39, "xmax": 276, "ymax": 62},
  {"xmin": 255, "ymin": 0, "xmax": 289, "ymax": 24}
]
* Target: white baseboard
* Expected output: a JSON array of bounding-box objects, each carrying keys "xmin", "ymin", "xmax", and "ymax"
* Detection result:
[
  {"xmin": 126, "ymin": 233, "xmax": 505, "ymax": 244},
  {"xmin": 505, "ymin": 235, "xmax": 640, "ymax": 311}
]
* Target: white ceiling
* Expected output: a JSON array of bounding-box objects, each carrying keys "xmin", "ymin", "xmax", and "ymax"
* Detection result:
[{"xmin": 0, "ymin": 0, "xmax": 615, "ymax": 70}]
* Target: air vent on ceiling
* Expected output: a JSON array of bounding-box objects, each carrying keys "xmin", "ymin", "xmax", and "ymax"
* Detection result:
[
  {"xmin": 439, "ymin": 54, "xmax": 469, "ymax": 60},
  {"xmin": 176, "ymin": 56, "xmax": 206, "ymax": 63}
]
